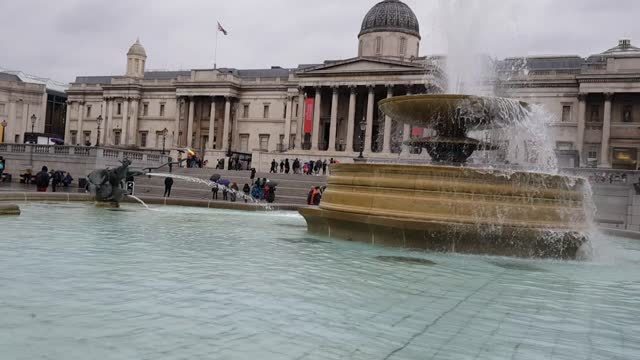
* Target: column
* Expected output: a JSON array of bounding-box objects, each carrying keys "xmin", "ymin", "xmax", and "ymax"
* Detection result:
[
  {"xmin": 187, "ymin": 97, "xmax": 195, "ymax": 148},
  {"xmin": 600, "ymin": 93, "xmax": 613, "ymax": 168},
  {"xmin": 208, "ymin": 97, "xmax": 217, "ymax": 149},
  {"xmin": 20, "ymin": 102, "xmax": 28, "ymax": 142},
  {"xmin": 401, "ymin": 88, "xmax": 412, "ymax": 155},
  {"xmin": 121, "ymin": 99, "xmax": 129, "ymax": 145},
  {"xmin": 346, "ymin": 86, "xmax": 356, "ymax": 152},
  {"xmin": 174, "ymin": 97, "xmax": 181, "ymax": 147},
  {"xmin": 296, "ymin": 88, "xmax": 305, "ymax": 150},
  {"xmin": 107, "ymin": 99, "xmax": 114, "ymax": 145},
  {"xmin": 63, "ymin": 101, "xmax": 71, "ymax": 143},
  {"xmin": 284, "ymin": 96, "xmax": 294, "ymax": 150},
  {"xmin": 8, "ymin": 101, "xmax": 16, "ymax": 142},
  {"xmin": 383, "ymin": 85, "xmax": 393, "ymax": 153},
  {"xmin": 77, "ymin": 101, "xmax": 85, "ymax": 144},
  {"xmin": 311, "ymin": 88, "xmax": 321, "ymax": 151},
  {"xmin": 222, "ymin": 97, "xmax": 231, "ymax": 151},
  {"xmin": 129, "ymin": 99, "xmax": 139, "ymax": 146},
  {"xmin": 364, "ymin": 85, "xmax": 375, "ymax": 153},
  {"xmin": 328, "ymin": 87, "xmax": 339, "ymax": 151},
  {"xmin": 576, "ymin": 93, "xmax": 587, "ymax": 166},
  {"xmin": 100, "ymin": 99, "xmax": 107, "ymax": 145}
]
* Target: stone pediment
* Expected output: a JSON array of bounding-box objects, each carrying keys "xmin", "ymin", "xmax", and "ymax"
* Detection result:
[{"xmin": 297, "ymin": 57, "xmax": 426, "ymax": 77}]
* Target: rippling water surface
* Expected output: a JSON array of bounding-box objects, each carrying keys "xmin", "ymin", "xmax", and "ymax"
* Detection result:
[{"xmin": 1, "ymin": 203, "xmax": 639, "ymax": 359}]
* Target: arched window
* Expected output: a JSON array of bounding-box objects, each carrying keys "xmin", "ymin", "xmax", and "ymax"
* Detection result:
[
  {"xmin": 399, "ymin": 37, "xmax": 407, "ymax": 56},
  {"xmin": 375, "ymin": 36, "xmax": 383, "ymax": 55}
]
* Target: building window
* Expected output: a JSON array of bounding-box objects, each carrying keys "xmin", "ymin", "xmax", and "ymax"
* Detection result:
[
  {"xmin": 259, "ymin": 134, "xmax": 269, "ymax": 151},
  {"xmin": 143, "ymin": 103, "xmax": 149, "ymax": 116},
  {"xmin": 295, "ymin": 103, "xmax": 299, "ymax": 117},
  {"xmin": 375, "ymin": 36, "xmax": 383, "ymax": 55},
  {"xmin": 160, "ymin": 103, "xmax": 165, "ymax": 117},
  {"xmin": 117, "ymin": 103, "xmax": 122, "ymax": 115},
  {"xmin": 399, "ymin": 37, "xmax": 407, "ymax": 56},
  {"xmin": 86, "ymin": 105, "xmax": 92, "ymax": 118},
  {"xmin": 0, "ymin": 103, "xmax": 5, "ymax": 115},
  {"xmin": 139, "ymin": 132, "xmax": 148, "ymax": 147},
  {"xmin": 239, "ymin": 134, "xmax": 249, "ymax": 152},
  {"xmin": 83, "ymin": 131, "xmax": 91, "ymax": 146},
  {"xmin": 283, "ymin": 103, "xmax": 288, "ymax": 119},
  {"xmin": 263, "ymin": 104, "xmax": 270, "ymax": 119},
  {"xmin": 561, "ymin": 105, "xmax": 571, "ymax": 122},
  {"xmin": 70, "ymin": 131, "xmax": 77, "ymax": 145},
  {"xmin": 243, "ymin": 104, "xmax": 249, "ymax": 118},
  {"xmin": 590, "ymin": 105, "xmax": 600, "ymax": 122},
  {"xmin": 556, "ymin": 141, "xmax": 573, "ymax": 150},
  {"xmin": 114, "ymin": 130, "xmax": 121, "ymax": 145},
  {"xmin": 623, "ymin": 105, "xmax": 633, "ymax": 122}
]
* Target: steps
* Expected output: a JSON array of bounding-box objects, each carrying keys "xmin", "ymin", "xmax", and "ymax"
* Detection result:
[{"xmin": 134, "ymin": 168, "xmax": 328, "ymax": 204}]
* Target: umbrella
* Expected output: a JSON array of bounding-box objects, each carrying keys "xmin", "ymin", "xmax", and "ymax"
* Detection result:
[
  {"xmin": 209, "ymin": 174, "xmax": 221, "ymax": 182},
  {"xmin": 50, "ymin": 138, "xmax": 64, "ymax": 145},
  {"xmin": 217, "ymin": 179, "xmax": 231, "ymax": 187},
  {"xmin": 266, "ymin": 180, "xmax": 279, "ymax": 187},
  {"xmin": 185, "ymin": 148, "xmax": 196, "ymax": 156}
]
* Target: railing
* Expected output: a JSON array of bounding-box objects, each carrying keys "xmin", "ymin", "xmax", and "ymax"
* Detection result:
[{"xmin": 0, "ymin": 144, "xmax": 169, "ymax": 165}]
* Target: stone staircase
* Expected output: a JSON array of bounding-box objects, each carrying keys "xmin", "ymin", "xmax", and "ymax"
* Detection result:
[{"xmin": 133, "ymin": 168, "xmax": 328, "ymax": 205}]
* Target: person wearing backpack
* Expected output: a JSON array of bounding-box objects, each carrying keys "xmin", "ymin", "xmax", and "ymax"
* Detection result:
[{"xmin": 35, "ymin": 166, "xmax": 51, "ymax": 192}]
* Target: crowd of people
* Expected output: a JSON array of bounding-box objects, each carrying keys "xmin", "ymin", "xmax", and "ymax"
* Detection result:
[
  {"xmin": 29, "ymin": 166, "xmax": 74, "ymax": 192},
  {"xmin": 270, "ymin": 158, "xmax": 337, "ymax": 176}
]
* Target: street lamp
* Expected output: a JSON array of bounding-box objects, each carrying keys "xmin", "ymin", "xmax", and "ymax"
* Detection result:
[
  {"xmin": 0, "ymin": 120, "xmax": 7, "ymax": 143},
  {"xmin": 161, "ymin": 128, "xmax": 168, "ymax": 154},
  {"xmin": 30, "ymin": 114, "xmax": 37, "ymax": 134},
  {"xmin": 96, "ymin": 115, "xmax": 103, "ymax": 147},
  {"xmin": 358, "ymin": 118, "xmax": 366, "ymax": 159}
]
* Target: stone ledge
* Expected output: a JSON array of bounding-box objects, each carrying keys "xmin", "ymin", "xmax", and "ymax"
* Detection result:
[{"xmin": 0, "ymin": 204, "xmax": 20, "ymax": 215}]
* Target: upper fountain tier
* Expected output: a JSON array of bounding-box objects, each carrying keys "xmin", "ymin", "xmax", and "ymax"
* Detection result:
[
  {"xmin": 379, "ymin": 94, "xmax": 529, "ymax": 131},
  {"xmin": 378, "ymin": 94, "xmax": 530, "ymax": 163}
]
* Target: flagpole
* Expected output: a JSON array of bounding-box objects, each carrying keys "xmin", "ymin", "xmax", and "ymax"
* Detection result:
[{"xmin": 214, "ymin": 25, "xmax": 219, "ymax": 69}]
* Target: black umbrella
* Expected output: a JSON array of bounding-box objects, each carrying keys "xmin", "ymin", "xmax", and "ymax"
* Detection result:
[{"xmin": 210, "ymin": 174, "xmax": 221, "ymax": 182}]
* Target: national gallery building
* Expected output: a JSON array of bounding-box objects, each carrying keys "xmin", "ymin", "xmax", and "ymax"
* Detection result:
[{"xmin": 65, "ymin": 0, "xmax": 640, "ymax": 170}]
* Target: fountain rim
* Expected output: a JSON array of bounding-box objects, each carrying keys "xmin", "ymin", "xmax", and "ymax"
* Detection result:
[{"xmin": 378, "ymin": 94, "xmax": 530, "ymax": 108}]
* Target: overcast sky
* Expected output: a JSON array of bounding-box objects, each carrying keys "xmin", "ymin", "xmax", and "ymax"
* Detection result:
[{"xmin": 1, "ymin": 0, "xmax": 638, "ymax": 83}]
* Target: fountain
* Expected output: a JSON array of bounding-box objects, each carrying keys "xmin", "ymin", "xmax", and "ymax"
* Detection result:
[
  {"xmin": 299, "ymin": 94, "xmax": 591, "ymax": 260},
  {"xmin": 86, "ymin": 159, "xmax": 145, "ymax": 208}
]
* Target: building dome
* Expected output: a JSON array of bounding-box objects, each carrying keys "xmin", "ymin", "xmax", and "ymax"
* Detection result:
[
  {"xmin": 359, "ymin": 0, "xmax": 420, "ymax": 39},
  {"xmin": 127, "ymin": 39, "xmax": 147, "ymax": 57}
]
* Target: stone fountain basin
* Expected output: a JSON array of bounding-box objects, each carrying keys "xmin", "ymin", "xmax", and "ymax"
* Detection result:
[
  {"xmin": 378, "ymin": 94, "xmax": 529, "ymax": 129},
  {"xmin": 299, "ymin": 163, "xmax": 591, "ymax": 260}
]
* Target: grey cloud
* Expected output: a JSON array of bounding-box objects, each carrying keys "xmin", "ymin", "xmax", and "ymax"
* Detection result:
[{"xmin": 0, "ymin": 0, "xmax": 638, "ymax": 83}]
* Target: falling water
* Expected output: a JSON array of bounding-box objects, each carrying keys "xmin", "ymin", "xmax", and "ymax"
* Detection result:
[{"xmin": 127, "ymin": 194, "xmax": 155, "ymax": 210}]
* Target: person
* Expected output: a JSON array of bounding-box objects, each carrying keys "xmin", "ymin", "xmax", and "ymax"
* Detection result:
[
  {"xmin": 312, "ymin": 186, "xmax": 322, "ymax": 205},
  {"xmin": 50, "ymin": 170, "xmax": 63, "ymax": 192},
  {"xmin": 270, "ymin": 159, "xmax": 277, "ymax": 173},
  {"xmin": 279, "ymin": 160, "xmax": 285, "ymax": 173},
  {"xmin": 222, "ymin": 186, "xmax": 228, "ymax": 201},
  {"xmin": 251, "ymin": 182, "xmax": 261, "ymax": 200},
  {"xmin": 308, "ymin": 160, "xmax": 315, "ymax": 175},
  {"xmin": 0, "ymin": 156, "xmax": 5, "ymax": 182},
  {"xmin": 250, "ymin": 168, "xmax": 256, "ymax": 184},
  {"xmin": 284, "ymin": 159, "xmax": 290, "ymax": 174},
  {"xmin": 212, "ymin": 184, "xmax": 219, "ymax": 200},
  {"xmin": 164, "ymin": 177, "xmax": 174, "ymax": 198},
  {"xmin": 243, "ymin": 183, "xmax": 251, "ymax": 203},
  {"xmin": 168, "ymin": 157, "xmax": 173, "ymax": 173},
  {"xmin": 230, "ymin": 182, "xmax": 239, "ymax": 202},
  {"xmin": 292, "ymin": 158, "xmax": 300, "ymax": 174},
  {"xmin": 315, "ymin": 159, "xmax": 322, "ymax": 175},
  {"xmin": 34, "ymin": 166, "xmax": 50, "ymax": 192},
  {"xmin": 307, "ymin": 186, "xmax": 315, "ymax": 205},
  {"xmin": 63, "ymin": 173, "xmax": 73, "ymax": 187},
  {"xmin": 266, "ymin": 184, "xmax": 276, "ymax": 203},
  {"xmin": 322, "ymin": 160, "xmax": 328, "ymax": 175},
  {"xmin": 177, "ymin": 152, "xmax": 183, "ymax": 168}
]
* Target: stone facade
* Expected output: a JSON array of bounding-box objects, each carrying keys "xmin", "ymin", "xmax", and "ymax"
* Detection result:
[{"xmin": 64, "ymin": 0, "xmax": 640, "ymax": 170}]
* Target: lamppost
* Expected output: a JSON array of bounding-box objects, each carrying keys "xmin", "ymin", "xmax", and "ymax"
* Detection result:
[
  {"xmin": 358, "ymin": 118, "xmax": 366, "ymax": 159},
  {"xmin": 96, "ymin": 115, "xmax": 103, "ymax": 147},
  {"xmin": 0, "ymin": 120, "xmax": 6, "ymax": 143},
  {"xmin": 30, "ymin": 114, "xmax": 37, "ymax": 134},
  {"xmin": 161, "ymin": 127, "xmax": 168, "ymax": 155}
]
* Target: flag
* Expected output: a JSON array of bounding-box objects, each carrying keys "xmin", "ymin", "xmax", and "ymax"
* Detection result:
[{"xmin": 217, "ymin": 22, "xmax": 228, "ymax": 36}]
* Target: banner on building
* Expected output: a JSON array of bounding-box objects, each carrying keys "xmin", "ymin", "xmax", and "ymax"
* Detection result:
[{"xmin": 304, "ymin": 98, "xmax": 315, "ymax": 134}]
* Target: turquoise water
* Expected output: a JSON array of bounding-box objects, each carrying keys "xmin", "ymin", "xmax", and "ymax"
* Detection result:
[{"xmin": 1, "ymin": 203, "xmax": 639, "ymax": 360}]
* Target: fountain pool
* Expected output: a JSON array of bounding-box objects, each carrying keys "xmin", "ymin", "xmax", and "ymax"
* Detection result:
[{"xmin": 1, "ymin": 203, "xmax": 639, "ymax": 359}]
